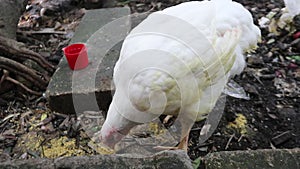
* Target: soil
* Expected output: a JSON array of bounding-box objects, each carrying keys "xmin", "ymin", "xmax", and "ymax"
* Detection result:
[{"xmin": 0, "ymin": 0, "xmax": 299, "ymax": 163}]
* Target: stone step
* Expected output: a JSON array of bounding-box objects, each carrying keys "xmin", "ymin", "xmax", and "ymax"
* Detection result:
[
  {"xmin": 46, "ymin": 7, "xmax": 130, "ymax": 114},
  {"xmin": 202, "ymin": 148, "xmax": 300, "ymax": 169},
  {"xmin": 0, "ymin": 150, "xmax": 193, "ymax": 169},
  {"xmin": 1, "ymin": 149, "xmax": 299, "ymax": 168}
]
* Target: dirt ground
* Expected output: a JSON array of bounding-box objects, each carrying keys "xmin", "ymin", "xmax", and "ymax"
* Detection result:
[{"xmin": 0, "ymin": 0, "xmax": 299, "ymax": 162}]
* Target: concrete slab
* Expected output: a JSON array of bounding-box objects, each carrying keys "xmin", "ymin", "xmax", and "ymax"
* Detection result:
[{"xmin": 46, "ymin": 7, "xmax": 130, "ymax": 114}]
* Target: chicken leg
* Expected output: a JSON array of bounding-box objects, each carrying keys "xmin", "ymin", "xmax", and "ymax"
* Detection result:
[{"xmin": 154, "ymin": 126, "xmax": 191, "ymax": 152}]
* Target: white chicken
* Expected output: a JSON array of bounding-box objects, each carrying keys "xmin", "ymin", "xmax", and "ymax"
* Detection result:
[
  {"xmin": 283, "ymin": 0, "xmax": 300, "ymax": 17},
  {"xmin": 99, "ymin": 0, "xmax": 261, "ymax": 151}
]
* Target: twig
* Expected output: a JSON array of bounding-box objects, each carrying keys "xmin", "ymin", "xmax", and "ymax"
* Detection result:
[
  {"xmin": 225, "ymin": 133, "xmax": 235, "ymax": 150},
  {"xmin": 191, "ymin": 127, "xmax": 202, "ymax": 131},
  {"xmin": 53, "ymin": 112, "xmax": 68, "ymax": 118},
  {"xmin": 270, "ymin": 142, "xmax": 277, "ymax": 150},
  {"xmin": 36, "ymin": 114, "xmax": 55, "ymax": 127},
  {"xmin": 17, "ymin": 29, "xmax": 66, "ymax": 35},
  {"xmin": 237, "ymin": 134, "xmax": 244, "ymax": 142},
  {"xmin": 193, "ymin": 141, "xmax": 214, "ymax": 150},
  {"xmin": 6, "ymin": 76, "xmax": 42, "ymax": 95},
  {"xmin": 0, "ymin": 69, "xmax": 9, "ymax": 86},
  {"xmin": 163, "ymin": 115, "xmax": 173, "ymax": 124}
]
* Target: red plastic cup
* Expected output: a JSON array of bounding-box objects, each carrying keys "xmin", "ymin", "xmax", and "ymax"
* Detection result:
[{"xmin": 63, "ymin": 43, "xmax": 89, "ymax": 70}]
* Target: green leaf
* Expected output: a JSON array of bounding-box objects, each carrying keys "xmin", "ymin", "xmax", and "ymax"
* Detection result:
[
  {"xmin": 41, "ymin": 113, "xmax": 47, "ymax": 121},
  {"xmin": 287, "ymin": 55, "xmax": 300, "ymax": 61},
  {"xmin": 192, "ymin": 156, "xmax": 202, "ymax": 169}
]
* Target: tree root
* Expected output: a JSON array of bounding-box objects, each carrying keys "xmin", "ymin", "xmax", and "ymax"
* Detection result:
[
  {"xmin": 0, "ymin": 56, "xmax": 48, "ymax": 90},
  {"xmin": 6, "ymin": 76, "xmax": 42, "ymax": 95},
  {"xmin": 0, "ymin": 35, "xmax": 56, "ymax": 97},
  {"xmin": 0, "ymin": 0, "xmax": 51, "ymax": 97},
  {"xmin": 0, "ymin": 69, "xmax": 43, "ymax": 96},
  {"xmin": 0, "ymin": 35, "xmax": 55, "ymax": 72}
]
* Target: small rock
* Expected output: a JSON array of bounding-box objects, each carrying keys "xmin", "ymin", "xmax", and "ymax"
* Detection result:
[
  {"xmin": 293, "ymin": 14, "xmax": 300, "ymax": 30},
  {"xmin": 267, "ymin": 38, "xmax": 275, "ymax": 44},
  {"xmin": 266, "ymin": 4, "xmax": 276, "ymax": 9},
  {"xmin": 54, "ymin": 21, "xmax": 62, "ymax": 30},
  {"xmin": 258, "ymin": 17, "xmax": 270, "ymax": 28},
  {"xmin": 267, "ymin": 113, "xmax": 278, "ymax": 120},
  {"xmin": 291, "ymin": 39, "xmax": 300, "ymax": 52},
  {"xmin": 247, "ymin": 56, "xmax": 264, "ymax": 67},
  {"xmin": 293, "ymin": 32, "xmax": 300, "ymax": 39},
  {"xmin": 243, "ymin": 83, "xmax": 259, "ymax": 95},
  {"xmin": 288, "ymin": 63, "xmax": 298, "ymax": 70}
]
